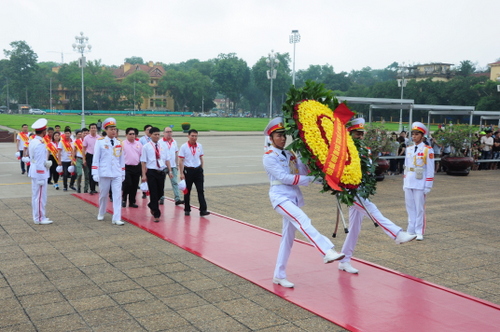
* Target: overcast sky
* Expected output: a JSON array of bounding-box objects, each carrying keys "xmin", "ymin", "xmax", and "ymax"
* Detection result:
[{"xmin": 3, "ymin": 0, "xmax": 499, "ymax": 73}]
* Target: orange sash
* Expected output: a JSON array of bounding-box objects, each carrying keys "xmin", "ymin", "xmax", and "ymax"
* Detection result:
[
  {"xmin": 45, "ymin": 138, "xmax": 59, "ymax": 164},
  {"xmin": 74, "ymin": 138, "xmax": 83, "ymax": 156},
  {"xmin": 19, "ymin": 132, "xmax": 29, "ymax": 147},
  {"xmin": 323, "ymin": 103, "xmax": 354, "ymax": 191},
  {"xmin": 61, "ymin": 138, "xmax": 75, "ymax": 162}
]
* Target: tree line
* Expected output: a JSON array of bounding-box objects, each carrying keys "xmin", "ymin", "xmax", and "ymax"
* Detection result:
[{"xmin": 1, "ymin": 40, "xmax": 499, "ymax": 118}]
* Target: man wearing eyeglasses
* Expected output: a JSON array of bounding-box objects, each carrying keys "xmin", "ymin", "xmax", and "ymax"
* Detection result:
[{"xmin": 122, "ymin": 128, "xmax": 142, "ymax": 208}]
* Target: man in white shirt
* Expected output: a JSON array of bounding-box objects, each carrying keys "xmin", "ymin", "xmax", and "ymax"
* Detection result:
[
  {"xmin": 480, "ymin": 130, "xmax": 494, "ymax": 170},
  {"xmin": 159, "ymin": 126, "xmax": 184, "ymax": 206},
  {"xmin": 57, "ymin": 128, "xmax": 76, "ymax": 191},
  {"xmin": 92, "ymin": 118, "xmax": 125, "ymax": 226},
  {"xmin": 139, "ymin": 124, "xmax": 153, "ymax": 145},
  {"xmin": 16, "ymin": 124, "xmax": 30, "ymax": 174},
  {"xmin": 29, "ymin": 119, "xmax": 53, "ymax": 225},
  {"xmin": 82, "ymin": 123, "xmax": 101, "ymax": 194},
  {"xmin": 140, "ymin": 127, "xmax": 172, "ymax": 222},
  {"xmin": 178, "ymin": 129, "xmax": 209, "ymax": 217}
]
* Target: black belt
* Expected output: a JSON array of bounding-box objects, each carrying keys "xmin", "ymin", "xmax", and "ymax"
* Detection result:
[
  {"xmin": 76, "ymin": 157, "xmax": 83, "ymax": 159},
  {"xmin": 184, "ymin": 166, "xmax": 201, "ymax": 169},
  {"xmin": 147, "ymin": 169, "xmax": 165, "ymax": 174}
]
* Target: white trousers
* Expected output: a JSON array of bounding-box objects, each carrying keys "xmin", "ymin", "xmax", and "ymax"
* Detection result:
[
  {"xmin": 404, "ymin": 188, "xmax": 426, "ymax": 235},
  {"xmin": 98, "ymin": 176, "xmax": 122, "ymax": 222},
  {"xmin": 273, "ymin": 200, "xmax": 334, "ymax": 279},
  {"xmin": 341, "ymin": 197, "xmax": 402, "ymax": 263},
  {"xmin": 31, "ymin": 180, "xmax": 48, "ymax": 223}
]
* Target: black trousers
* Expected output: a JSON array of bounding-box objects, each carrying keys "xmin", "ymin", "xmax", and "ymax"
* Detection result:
[
  {"xmin": 19, "ymin": 150, "xmax": 26, "ymax": 172},
  {"xmin": 85, "ymin": 153, "xmax": 97, "ymax": 191},
  {"xmin": 48, "ymin": 155, "xmax": 59, "ymax": 183},
  {"xmin": 184, "ymin": 167, "xmax": 207, "ymax": 213},
  {"xmin": 122, "ymin": 164, "xmax": 141, "ymax": 205},
  {"xmin": 146, "ymin": 169, "xmax": 166, "ymax": 218},
  {"xmin": 61, "ymin": 161, "xmax": 76, "ymax": 189}
]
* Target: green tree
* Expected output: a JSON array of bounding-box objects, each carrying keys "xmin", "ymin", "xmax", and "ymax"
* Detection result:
[
  {"xmin": 212, "ymin": 53, "xmax": 250, "ymax": 113},
  {"xmin": 251, "ymin": 52, "xmax": 292, "ymax": 115},
  {"xmin": 122, "ymin": 71, "xmax": 153, "ymax": 110},
  {"xmin": 295, "ymin": 64, "xmax": 334, "ymax": 87},
  {"xmin": 3, "ymin": 41, "xmax": 39, "ymax": 105},
  {"xmin": 124, "ymin": 56, "xmax": 144, "ymax": 65},
  {"xmin": 157, "ymin": 69, "xmax": 212, "ymax": 112},
  {"xmin": 456, "ymin": 60, "xmax": 476, "ymax": 77}
]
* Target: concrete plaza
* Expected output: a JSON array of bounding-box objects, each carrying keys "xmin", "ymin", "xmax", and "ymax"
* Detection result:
[{"xmin": 0, "ymin": 131, "xmax": 499, "ymax": 331}]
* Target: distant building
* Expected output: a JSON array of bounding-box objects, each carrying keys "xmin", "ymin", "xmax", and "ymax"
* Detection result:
[
  {"xmin": 113, "ymin": 61, "xmax": 175, "ymax": 111},
  {"xmin": 488, "ymin": 61, "xmax": 500, "ymax": 82},
  {"xmin": 405, "ymin": 63, "xmax": 454, "ymax": 82}
]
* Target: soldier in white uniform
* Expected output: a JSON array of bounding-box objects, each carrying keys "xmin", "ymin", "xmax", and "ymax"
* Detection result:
[
  {"xmin": 404, "ymin": 122, "xmax": 435, "ymax": 240},
  {"xmin": 92, "ymin": 118, "xmax": 125, "ymax": 226},
  {"xmin": 263, "ymin": 117, "xmax": 345, "ymax": 288},
  {"xmin": 339, "ymin": 118, "xmax": 416, "ymax": 274},
  {"xmin": 29, "ymin": 119, "xmax": 53, "ymax": 225}
]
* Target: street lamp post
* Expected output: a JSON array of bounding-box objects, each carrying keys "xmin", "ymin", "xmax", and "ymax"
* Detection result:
[
  {"xmin": 72, "ymin": 32, "xmax": 92, "ymax": 129},
  {"xmin": 266, "ymin": 50, "xmax": 279, "ymax": 119},
  {"xmin": 289, "ymin": 30, "xmax": 300, "ymax": 86},
  {"xmin": 397, "ymin": 63, "xmax": 408, "ymax": 133}
]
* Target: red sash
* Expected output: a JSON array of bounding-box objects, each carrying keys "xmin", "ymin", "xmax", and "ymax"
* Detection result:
[
  {"xmin": 323, "ymin": 103, "xmax": 354, "ymax": 191},
  {"xmin": 46, "ymin": 139, "xmax": 59, "ymax": 164}
]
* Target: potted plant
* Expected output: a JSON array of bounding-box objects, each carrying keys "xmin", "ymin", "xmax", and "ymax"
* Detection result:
[
  {"xmin": 181, "ymin": 122, "xmax": 191, "ymax": 133},
  {"xmin": 433, "ymin": 124, "xmax": 476, "ymax": 176},
  {"xmin": 362, "ymin": 123, "xmax": 394, "ymax": 181}
]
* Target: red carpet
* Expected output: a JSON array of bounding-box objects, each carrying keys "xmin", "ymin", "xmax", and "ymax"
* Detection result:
[{"xmin": 74, "ymin": 193, "xmax": 500, "ymax": 331}]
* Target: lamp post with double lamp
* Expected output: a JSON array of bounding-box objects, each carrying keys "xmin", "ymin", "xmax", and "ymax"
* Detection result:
[
  {"xmin": 72, "ymin": 32, "xmax": 92, "ymax": 129},
  {"xmin": 266, "ymin": 50, "xmax": 279, "ymax": 119},
  {"xmin": 289, "ymin": 30, "xmax": 300, "ymax": 86},
  {"xmin": 397, "ymin": 63, "xmax": 408, "ymax": 133}
]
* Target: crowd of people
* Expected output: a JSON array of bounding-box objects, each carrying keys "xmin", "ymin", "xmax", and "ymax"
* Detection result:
[{"xmin": 17, "ymin": 118, "xmax": 209, "ymax": 225}]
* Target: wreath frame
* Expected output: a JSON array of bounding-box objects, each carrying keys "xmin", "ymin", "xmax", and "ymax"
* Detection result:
[{"xmin": 282, "ymin": 80, "xmax": 377, "ymax": 206}]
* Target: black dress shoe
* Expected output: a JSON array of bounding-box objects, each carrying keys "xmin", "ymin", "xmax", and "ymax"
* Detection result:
[
  {"xmin": 184, "ymin": 211, "xmax": 190, "ymax": 216},
  {"xmin": 48, "ymin": 181, "xmax": 53, "ymax": 185},
  {"xmin": 159, "ymin": 198, "xmax": 164, "ymax": 205},
  {"xmin": 142, "ymin": 193, "xmax": 147, "ymax": 199},
  {"xmin": 200, "ymin": 211, "xmax": 211, "ymax": 216},
  {"xmin": 175, "ymin": 200, "xmax": 184, "ymax": 205},
  {"xmin": 154, "ymin": 219, "xmax": 160, "ymax": 223},
  {"xmin": 110, "ymin": 197, "xmax": 113, "ymax": 202},
  {"xmin": 129, "ymin": 203, "xmax": 139, "ymax": 208},
  {"xmin": 122, "ymin": 201, "xmax": 126, "ymax": 207},
  {"xmin": 69, "ymin": 186, "xmax": 77, "ymax": 191}
]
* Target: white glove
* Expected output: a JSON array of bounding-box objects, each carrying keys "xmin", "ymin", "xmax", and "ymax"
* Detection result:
[
  {"xmin": 37, "ymin": 179, "xmax": 45, "ymax": 186},
  {"xmin": 93, "ymin": 175, "xmax": 100, "ymax": 183},
  {"xmin": 44, "ymin": 160, "xmax": 52, "ymax": 169},
  {"xmin": 424, "ymin": 188, "xmax": 431, "ymax": 195}
]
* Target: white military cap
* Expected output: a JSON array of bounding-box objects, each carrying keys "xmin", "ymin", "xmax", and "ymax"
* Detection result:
[
  {"xmin": 31, "ymin": 118, "xmax": 48, "ymax": 131},
  {"xmin": 347, "ymin": 118, "xmax": 365, "ymax": 132},
  {"xmin": 264, "ymin": 117, "xmax": 285, "ymax": 136},
  {"xmin": 103, "ymin": 117, "xmax": 117, "ymax": 128},
  {"xmin": 411, "ymin": 122, "xmax": 428, "ymax": 135}
]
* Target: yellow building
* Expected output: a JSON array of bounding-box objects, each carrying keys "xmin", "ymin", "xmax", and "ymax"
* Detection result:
[
  {"xmin": 113, "ymin": 61, "xmax": 175, "ymax": 111},
  {"xmin": 406, "ymin": 62, "xmax": 454, "ymax": 82},
  {"xmin": 488, "ymin": 61, "xmax": 500, "ymax": 82}
]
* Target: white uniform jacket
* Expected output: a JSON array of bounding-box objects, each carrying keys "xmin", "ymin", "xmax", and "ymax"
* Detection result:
[
  {"xmin": 28, "ymin": 136, "xmax": 49, "ymax": 180},
  {"xmin": 92, "ymin": 137, "xmax": 125, "ymax": 178},
  {"xmin": 263, "ymin": 146, "xmax": 313, "ymax": 209},
  {"xmin": 403, "ymin": 142, "xmax": 434, "ymax": 190}
]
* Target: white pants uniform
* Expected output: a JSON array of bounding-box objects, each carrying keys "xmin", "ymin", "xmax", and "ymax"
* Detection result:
[
  {"xmin": 274, "ymin": 199, "xmax": 334, "ymax": 279},
  {"xmin": 341, "ymin": 197, "xmax": 402, "ymax": 263},
  {"xmin": 404, "ymin": 189, "xmax": 426, "ymax": 235},
  {"xmin": 31, "ymin": 180, "xmax": 48, "ymax": 223},
  {"xmin": 98, "ymin": 176, "xmax": 122, "ymax": 222}
]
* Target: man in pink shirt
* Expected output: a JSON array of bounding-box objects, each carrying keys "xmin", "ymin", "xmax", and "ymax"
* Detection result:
[
  {"xmin": 82, "ymin": 123, "xmax": 101, "ymax": 194},
  {"xmin": 122, "ymin": 127, "xmax": 142, "ymax": 208}
]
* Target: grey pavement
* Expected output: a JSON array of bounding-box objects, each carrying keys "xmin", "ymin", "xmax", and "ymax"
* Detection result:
[{"xmin": 0, "ymin": 131, "xmax": 499, "ymax": 331}]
